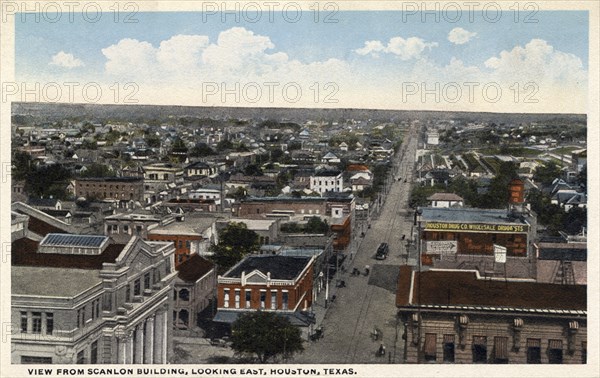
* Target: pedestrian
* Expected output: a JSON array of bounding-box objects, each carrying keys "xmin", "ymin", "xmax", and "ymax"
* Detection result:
[{"xmin": 364, "ymin": 265, "xmax": 370, "ymax": 276}]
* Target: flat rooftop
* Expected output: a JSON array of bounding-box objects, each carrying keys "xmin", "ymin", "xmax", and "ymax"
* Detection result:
[
  {"xmin": 149, "ymin": 217, "xmax": 216, "ymax": 236},
  {"xmin": 12, "ymin": 238, "xmax": 125, "ymax": 269},
  {"xmin": 420, "ymin": 207, "xmax": 529, "ymax": 225},
  {"xmin": 12, "ymin": 266, "xmax": 102, "ymax": 297},
  {"xmin": 396, "ymin": 266, "xmax": 586, "ymax": 312}
]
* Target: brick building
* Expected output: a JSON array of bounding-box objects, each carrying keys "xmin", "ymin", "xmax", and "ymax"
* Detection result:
[
  {"xmin": 75, "ymin": 177, "xmax": 144, "ymax": 202},
  {"xmin": 235, "ymin": 195, "xmax": 354, "ymax": 252},
  {"xmin": 396, "ymin": 266, "xmax": 586, "ymax": 364},
  {"xmin": 235, "ymin": 197, "xmax": 327, "ymax": 219},
  {"xmin": 213, "ymin": 255, "xmax": 316, "ymax": 332},
  {"xmin": 416, "ymin": 207, "xmax": 537, "ymax": 279},
  {"xmin": 173, "ymin": 255, "xmax": 217, "ymax": 335},
  {"xmin": 148, "ymin": 216, "xmax": 218, "ymax": 268}
]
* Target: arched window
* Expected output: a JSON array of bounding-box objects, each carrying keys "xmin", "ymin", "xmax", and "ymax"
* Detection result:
[{"xmin": 179, "ymin": 288, "xmax": 190, "ymax": 301}]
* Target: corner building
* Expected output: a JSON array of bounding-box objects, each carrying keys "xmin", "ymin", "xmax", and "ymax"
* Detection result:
[{"xmin": 11, "ymin": 231, "xmax": 177, "ymax": 364}]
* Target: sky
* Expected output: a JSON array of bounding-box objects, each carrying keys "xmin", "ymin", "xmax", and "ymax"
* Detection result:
[{"xmin": 14, "ymin": 9, "xmax": 589, "ymax": 113}]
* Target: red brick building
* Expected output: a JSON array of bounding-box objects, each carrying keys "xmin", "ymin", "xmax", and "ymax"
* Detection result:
[
  {"xmin": 416, "ymin": 207, "xmax": 536, "ymax": 279},
  {"xmin": 214, "ymin": 255, "xmax": 316, "ymax": 329},
  {"xmin": 75, "ymin": 177, "xmax": 144, "ymax": 202},
  {"xmin": 147, "ymin": 217, "xmax": 217, "ymax": 269},
  {"xmin": 235, "ymin": 197, "xmax": 327, "ymax": 219}
]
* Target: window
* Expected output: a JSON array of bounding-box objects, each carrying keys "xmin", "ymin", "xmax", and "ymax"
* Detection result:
[
  {"xmin": 123, "ymin": 225, "xmax": 129, "ymax": 233},
  {"xmin": 178, "ymin": 240, "xmax": 183, "ymax": 249},
  {"xmin": 45, "ymin": 313, "xmax": 53, "ymax": 335},
  {"xmin": 21, "ymin": 356, "xmax": 52, "ymax": 364},
  {"xmin": 77, "ymin": 307, "xmax": 86, "ymax": 328},
  {"xmin": 260, "ymin": 291, "xmax": 266, "ymax": 309},
  {"xmin": 245, "ymin": 290, "xmax": 251, "ymax": 308},
  {"xmin": 144, "ymin": 273, "xmax": 151, "ymax": 290},
  {"xmin": 526, "ymin": 339, "xmax": 541, "ymax": 364},
  {"xmin": 20, "ymin": 312, "xmax": 27, "ymax": 333},
  {"xmin": 493, "ymin": 336, "xmax": 509, "ymax": 364},
  {"xmin": 134, "ymin": 279, "xmax": 141, "ymax": 296},
  {"xmin": 179, "ymin": 289, "xmax": 189, "ymax": 301},
  {"xmin": 235, "ymin": 289, "xmax": 241, "ymax": 309},
  {"xmin": 282, "ymin": 291, "xmax": 289, "ymax": 310},
  {"xmin": 125, "ymin": 285, "xmax": 131, "ymax": 302},
  {"xmin": 77, "ymin": 350, "xmax": 85, "ymax": 364},
  {"xmin": 548, "ymin": 339, "xmax": 563, "ymax": 364},
  {"xmin": 423, "ymin": 333, "xmax": 437, "ymax": 362},
  {"xmin": 443, "ymin": 334, "xmax": 455, "ymax": 363},
  {"xmin": 103, "ymin": 293, "xmax": 113, "ymax": 311},
  {"xmin": 179, "ymin": 310, "xmax": 189, "ymax": 327},
  {"xmin": 32, "ymin": 312, "xmax": 42, "ymax": 334},
  {"xmin": 95, "ymin": 299, "xmax": 100, "ymax": 319},
  {"xmin": 224, "ymin": 289, "xmax": 230, "ymax": 308},
  {"xmin": 112, "ymin": 224, "xmax": 118, "ymax": 233},
  {"xmin": 185, "ymin": 241, "xmax": 191, "ymax": 249},
  {"xmin": 271, "ymin": 291, "xmax": 277, "ymax": 310},
  {"xmin": 472, "ymin": 336, "xmax": 487, "ymax": 363},
  {"xmin": 90, "ymin": 341, "xmax": 98, "ymax": 364}
]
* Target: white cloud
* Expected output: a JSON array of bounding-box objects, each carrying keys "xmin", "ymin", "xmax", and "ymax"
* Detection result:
[
  {"xmin": 102, "ymin": 38, "xmax": 156, "ymax": 77},
  {"xmin": 447, "ymin": 27, "xmax": 477, "ymax": 45},
  {"xmin": 90, "ymin": 32, "xmax": 585, "ymax": 112},
  {"xmin": 484, "ymin": 39, "xmax": 587, "ymax": 85},
  {"xmin": 157, "ymin": 34, "xmax": 210, "ymax": 72},
  {"xmin": 355, "ymin": 36, "xmax": 437, "ymax": 60},
  {"xmin": 49, "ymin": 51, "xmax": 84, "ymax": 68},
  {"xmin": 100, "ymin": 27, "xmax": 354, "ymax": 85},
  {"xmin": 355, "ymin": 40, "xmax": 385, "ymax": 56}
]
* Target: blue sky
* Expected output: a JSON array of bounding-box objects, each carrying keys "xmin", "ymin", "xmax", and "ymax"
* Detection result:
[{"xmin": 15, "ymin": 10, "xmax": 589, "ymax": 112}]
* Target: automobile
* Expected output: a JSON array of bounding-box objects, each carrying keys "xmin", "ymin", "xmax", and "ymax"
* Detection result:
[{"xmin": 375, "ymin": 242, "xmax": 389, "ymax": 260}]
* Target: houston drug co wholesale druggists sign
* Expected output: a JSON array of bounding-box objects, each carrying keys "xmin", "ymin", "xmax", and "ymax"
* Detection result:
[{"xmin": 424, "ymin": 222, "xmax": 529, "ymax": 233}]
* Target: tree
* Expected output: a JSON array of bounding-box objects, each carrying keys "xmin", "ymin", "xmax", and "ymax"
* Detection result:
[
  {"xmin": 209, "ymin": 222, "xmax": 260, "ymax": 274},
  {"xmin": 243, "ymin": 164, "xmax": 263, "ymax": 176},
  {"xmin": 12, "ymin": 151, "xmax": 34, "ymax": 181},
  {"xmin": 533, "ymin": 161, "xmax": 562, "ymax": 187},
  {"xmin": 190, "ymin": 142, "xmax": 215, "ymax": 157},
  {"xmin": 478, "ymin": 161, "xmax": 518, "ymax": 208},
  {"xmin": 217, "ymin": 139, "xmax": 234, "ymax": 150},
  {"xmin": 305, "ymin": 217, "xmax": 329, "ymax": 234},
  {"xmin": 577, "ymin": 164, "xmax": 587, "ymax": 189},
  {"xmin": 80, "ymin": 163, "xmax": 115, "ymax": 178},
  {"xmin": 145, "ymin": 134, "xmax": 161, "ymax": 148},
  {"xmin": 231, "ymin": 311, "xmax": 304, "ymax": 363},
  {"xmin": 25, "ymin": 164, "xmax": 73, "ymax": 200}
]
